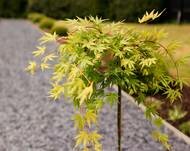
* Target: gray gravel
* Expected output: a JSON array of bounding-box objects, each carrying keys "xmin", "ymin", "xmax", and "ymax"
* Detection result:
[{"xmin": 0, "ymin": 19, "xmax": 189, "ymax": 151}]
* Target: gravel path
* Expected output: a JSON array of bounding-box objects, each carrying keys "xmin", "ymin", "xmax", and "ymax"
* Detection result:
[{"xmin": 0, "ymin": 19, "xmax": 189, "ymax": 151}]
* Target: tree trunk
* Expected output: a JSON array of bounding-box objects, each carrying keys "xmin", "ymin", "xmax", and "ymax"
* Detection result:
[
  {"xmin": 117, "ymin": 85, "xmax": 122, "ymax": 151},
  {"xmin": 177, "ymin": 0, "xmax": 184, "ymax": 24}
]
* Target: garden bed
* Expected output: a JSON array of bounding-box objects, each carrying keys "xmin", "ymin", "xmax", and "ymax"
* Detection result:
[
  {"xmin": 112, "ymin": 86, "xmax": 190, "ymax": 145},
  {"xmin": 157, "ymin": 85, "xmax": 190, "ymax": 137}
]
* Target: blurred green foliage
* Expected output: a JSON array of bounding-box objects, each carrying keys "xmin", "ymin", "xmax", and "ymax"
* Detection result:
[
  {"xmin": 28, "ymin": 0, "xmax": 165, "ymax": 22},
  {"xmin": 39, "ymin": 17, "xmax": 55, "ymax": 29},
  {"xmin": 179, "ymin": 121, "xmax": 190, "ymax": 135},
  {"xmin": 0, "ymin": 0, "xmax": 165, "ymax": 22},
  {"xmin": 28, "ymin": 0, "xmax": 99, "ymax": 19},
  {"xmin": 27, "ymin": 13, "xmax": 45, "ymax": 23},
  {"xmin": 51, "ymin": 21, "xmax": 68, "ymax": 36},
  {"xmin": 108, "ymin": 0, "xmax": 165, "ymax": 22},
  {"xmin": 0, "ymin": 0, "xmax": 28, "ymax": 18}
]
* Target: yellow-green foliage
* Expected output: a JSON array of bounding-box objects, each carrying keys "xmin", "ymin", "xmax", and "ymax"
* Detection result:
[
  {"xmin": 168, "ymin": 106, "xmax": 187, "ymax": 121},
  {"xmin": 122, "ymin": 23, "xmax": 190, "ymax": 83},
  {"xmin": 28, "ymin": 13, "xmax": 45, "ymax": 23},
  {"xmin": 26, "ymin": 13, "xmax": 185, "ymax": 150},
  {"xmin": 51, "ymin": 21, "xmax": 68, "ymax": 36},
  {"xmin": 39, "ymin": 17, "xmax": 55, "ymax": 29},
  {"xmin": 179, "ymin": 121, "xmax": 190, "ymax": 135},
  {"xmin": 138, "ymin": 9, "xmax": 165, "ymax": 24}
]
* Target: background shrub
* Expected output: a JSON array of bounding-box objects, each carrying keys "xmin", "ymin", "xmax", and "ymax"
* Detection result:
[
  {"xmin": 28, "ymin": 0, "xmax": 165, "ymax": 22},
  {"xmin": 39, "ymin": 17, "xmax": 55, "ymax": 29},
  {"xmin": 51, "ymin": 21, "xmax": 68, "ymax": 36},
  {"xmin": 28, "ymin": 0, "xmax": 70, "ymax": 19},
  {"xmin": 0, "ymin": 0, "xmax": 28, "ymax": 18},
  {"xmin": 28, "ymin": 13, "xmax": 46, "ymax": 23},
  {"xmin": 0, "ymin": 0, "xmax": 167, "ymax": 22},
  {"xmin": 28, "ymin": 0, "xmax": 100, "ymax": 19},
  {"xmin": 108, "ymin": 0, "xmax": 165, "ymax": 22}
]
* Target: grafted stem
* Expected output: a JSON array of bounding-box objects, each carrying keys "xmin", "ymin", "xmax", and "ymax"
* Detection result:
[{"xmin": 117, "ymin": 85, "xmax": 122, "ymax": 151}]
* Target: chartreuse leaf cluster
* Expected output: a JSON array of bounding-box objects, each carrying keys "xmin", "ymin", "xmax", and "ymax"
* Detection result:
[
  {"xmin": 168, "ymin": 106, "xmax": 187, "ymax": 121},
  {"xmin": 138, "ymin": 9, "xmax": 165, "ymax": 23},
  {"xmin": 26, "ymin": 14, "xmax": 184, "ymax": 150}
]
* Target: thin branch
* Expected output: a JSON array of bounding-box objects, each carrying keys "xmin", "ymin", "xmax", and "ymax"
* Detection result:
[
  {"xmin": 142, "ymin": 40, "xmax": 180, "ymax": 80},
  {"xmin": 117, "ymin": 85, "xmax": 122, "ymax": 151}
]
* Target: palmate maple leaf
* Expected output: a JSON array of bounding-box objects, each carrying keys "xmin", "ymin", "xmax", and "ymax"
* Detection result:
[
  {"xmin": 75, "ymin": 131, "xmax": 89, "ymax": 147},
  {"xmin": 85, "ymin": 111, "xmax": 97, "ymax": 127},
  {"xmin": 39, "ymin": 32, "xmax": 57, "ymax": 44},
  {"xmin": 25, "ymin": 61, "xmax": 37, "ymax": 75},
  {"xmin": 77, "ymin": 82, "xmax": 93, "ymax": 105},
  {"xmin": 138, "ymin": 9, "xmax": 165, "ymax": 23},
  {"xmin": 89, "ymin": 131, "xmax": 102, "ymax": 144},
  {"xmin": 32, "ymin": 46, "xmax": 46, "ymax": 57},
  {"xmin": 49, "ymin": 83, "xmax": 64, "ymax": 100},
  {"xmin": 40, "ymin": 63, "xmax": 50, "ymax": 71},
  {"xmin": 73, "ymin": 114, "xmax": 85, "ymax": 129},
  {"xmin": 42, "ymin": 53, "xmax": 57, "ymax": 63}
]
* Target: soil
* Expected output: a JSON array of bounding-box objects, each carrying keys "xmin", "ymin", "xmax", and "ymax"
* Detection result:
[{"xmin": 157, "ymin": 85, "xmax": 190, "ymax": 137}]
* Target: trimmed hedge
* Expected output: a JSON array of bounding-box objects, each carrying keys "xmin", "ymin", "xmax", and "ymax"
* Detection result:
[
  {"xmin": 28, "ymin": 13, "xmax": 46, "ymax": 23},
  {"xmin": 0, "ymin": 0, "xmax": 28, "ymax": 18},
  {"xmin": 39, "ymin": 17, "xmax": 55, "ymax": 29},
  {"xmin": 51, "ymin": 21, "xmax": 68, "ymax": 36}
]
